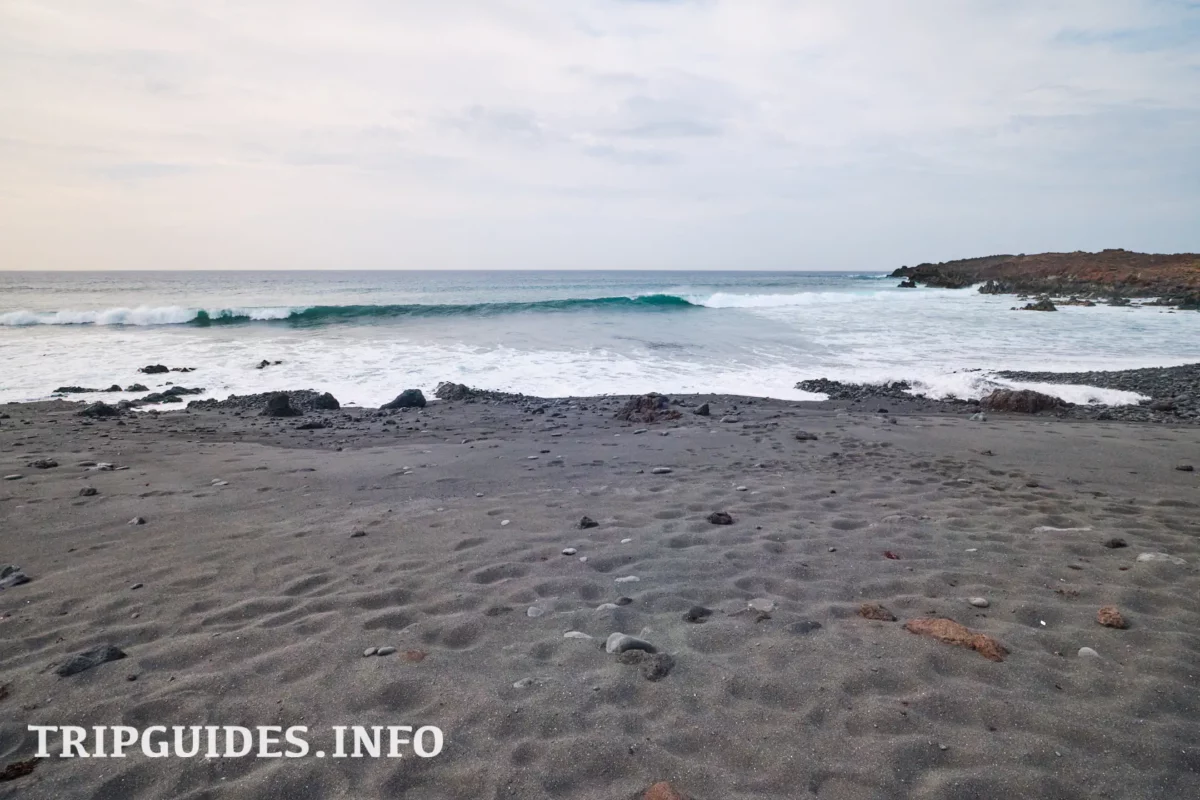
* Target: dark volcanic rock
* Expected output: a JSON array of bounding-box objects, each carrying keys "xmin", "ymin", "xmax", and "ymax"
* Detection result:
[
  {"xmin": 126, "ymin": 383, "xmax": 148, "ymax": 392},
  {"xmin": 56, "ymin": 645, "xmax": 126, "ymax": 677},
  {"xmin": 693, "ymin": 402, "xmax": 710, "ymax": 416},
  {"xmin": 707, "ymin": 511, "xmax": 734, "ymax": 525},
  {"xmin": 897, "ymin": 278, "xmax": 917, "ymax": 288},
  {"xmin": 1020, "ymin": 297, "xmax": 1058, "ymax": 311},
  {"xmin": 796, "ymin": 378, "xmax": 918, "ymax": 401},
  {"xmin": 139, "ymin": 365, "xmax": 169, "ymax": 374},
  {"xmin": 311, "ymin": 392, "xmax": 340, "ymax": 410},
  {"xmin": 262, "ymin": 393, "xmax": 301, "ymax": 417},
  {"xmin": 78, "ymin": 402, "xmax": 121, "ymax": 418},
  {"xmin": 382, "ymin": 389, "xmax": 426, "ymax": 410},
  {"xmin": 54, "ymin": 386, "xmax": 98, "ymax": 394},
  {"xmin": 979, "ymin": 389, "xmax": 1064, "ymax": 414},
  {"xmin": 256, "ymin": 360, "xmax": 283, "ymax": 369},
  {"xmin": 615, "ymin": 393, "xmax": 681, "ymax": 423},
  {"xmin": 683, "ymin": 606, "xmax": 712, "ymax": 623},
  {"xmin": 140, "ymin": 386, "xmax": 204, "ymax": 405},
  {"xmin": 579, "ymin": 516, "xmax": 599, "ymax": 529},
  {"xmin": 0, "ymin": 565, "xmax": 31, "ymax": 590},
  {"xmin": 189, "ymin": 390, "xmax": 341, "ymax": 413},
  {"xmin": 434, "ymin": 382, "xmax": 476, "ymax": 401}
]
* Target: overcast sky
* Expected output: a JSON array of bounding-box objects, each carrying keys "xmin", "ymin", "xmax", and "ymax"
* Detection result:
[{"xmin": 1, "ymin": 1, "xmax": 1198, "ymax": 271}]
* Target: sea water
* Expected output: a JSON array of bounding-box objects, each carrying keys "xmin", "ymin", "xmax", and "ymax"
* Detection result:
[{"xmin": 1, "ymin": 270, "xmax": 1195, "ymax": 406}]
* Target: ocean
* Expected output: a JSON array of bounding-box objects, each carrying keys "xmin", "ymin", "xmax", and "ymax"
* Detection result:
[{"xmin": 1, "ymin": 270, "xmax": 1194, "ymax": 407}]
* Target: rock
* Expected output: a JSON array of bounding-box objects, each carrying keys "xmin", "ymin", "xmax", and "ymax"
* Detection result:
[
  {"xmin": 650, "ymin": 467, "xmax": 673, "ymax": 475},
  {"xmin": 382, "ymin": 389, "xmax": 426, "ymax": 409},
  {"xmin": 1078, "ymin": 647, "xmax": 1100, "ymax": 658},
  {"xmin": 526, "ymin": 606, "xmax": 545, "ymax": 618},
  {"xmin": 614, "ymin": 575, "xmax": 640, "ymax": 584},
  {"xmin": 968, "ymin": 597, "xmax": 990, "ymax": 608},
  {"xmin": 748, "ymin": 598, "xmax": 775, "ymax": 613},
  {"xmin": 1096, "ymin": 606, "xmax": 1128, "ymax": 629},
  {"xmin": 563, "ymin": 631, "xmax": 593, "ymax": 640},
  {"xmin": 3, "ymin": 475, "xmax": 21, "ymax": 481},
  {"xmin": 605, "ymin": 633, "xmax": 656, "ymax": 654},
  {"xmin": 128, "ymin": 516, "xmax": 145, "ymax": 525},
  {"xmin": 1136, "ymin": 552, "xmax": 1186, "ymax": 565},
  {"xmin": 616, "ymin": 597, "xmax": 633, "ymax": 606},
  {"xmin": 1103, "ymin": 537, "xmax": 1127, "ymax": 549},
  {"xmin": 311, "ymin": 392, "xmax": 340, "ymax": 410},
  {"xmin": 254, "ymin": 359, "xmax": 283, "ymax": 369},
  {"xmin": 0, "ymin": 565, "xmax": 31, "ymax": 590},
  {"xmin": 296, "ymin": 420, "xmax": 327, "ymax": 430},
  {"xmin": 707, "ymin": 511, "xmax": 734, "ymax": 525},
  {"xmin": 261, "ymin": 393, "xmax": 301, "ymax": 417},
  {"xmin": 434, "ymin": 382, "xmax": 476, "ymax": 401},
  {"xmin": 78, "ymin": 402, "xmax": 121, "ymax": 418},
  {"xmin": 903, "ymin": 618, "xmax": 1009, "ymax": 662},
  {"xmin": 138, "ymin": 364, "xmax": 169, "ymax": 374},
  {"xmin": 1150, "ymin": 399, "xmax": 1177, "ymax": 411},
  {"xmin": 640, "ymin": 653, "xmax": 675, "ymax": 682},
  {"xmin": 29, "ymin": 459, "xmax": 57, "ymax": 469},
  {"xmin": 1020, "ymin": 297, "xmax": 1058, "ymax": 311},
  {"xmin": 349, "ymin": 530, "xmax": 367, "ymax": 538},
  {"xmin": 0, "ymin": 758, "xmax": 39, "ymax": 781},
  {"xmin": 78, "ymin": 487, "xmax": 98, "ymax": 497},
  {"xmin": 858, "ymin": 603, "xmax": 897, "ymax": 621},
  {"xmin": 512, "ymin": 678, "xmax": 538, "ymax": 689},
  {"xmin": 794, "ymin": 431, "xmax": 818, "ymax": 441},
  {"xmin": 615, "ymin": 393, "xmax": 681, "ymax": 423},
  {"xmin": 363, "ymin": 647, "xmax": 378, "ymax": 657},
  {"xmin": 898, "ymin": 278, "xmax": 918, "ymax": 288},
  {"xmin": 403, "ymin": 650, "xmax": 427, "ymax": 662},
  {"xmin": 979, "ymin": 389, "xmax": 1064, "ymax": 414},
  {"xmin": 644, "ymin": 782, "xmax": 689, "ymax": 800},
  {"xmin": 55, "ymin": 644, "xmax": 127, "ymax": 677},
  {"xmin": 561, "ymin": 547, "xmax": 578, "ymax": 556},
  {"xmin": 1177, "ymin": 464, "xmax": 1195, "ymax": 472},
  {"xmin": 126, "ymin": 383, "xmax": 148, "ymax": 392},
  {"xmin": 103, "ymin": 384, "xmax": 122, "ymax": 392},
  {"xmin": 683, "ymin": 606, "xmax": 712, "ymax": 623},
  {"xmin": 376, "ymin": 646, "xmax": 397, "ymax": 656},
  {"xmin": 693, "ymin": 403, "xmax": 710, "ymax": 416},
  {"xmin": 719, "ymin": 416, "xmax": 740, "ymax": 423},
  {"xmin": 787, "ymin": 620, "xmax": 823, "ymax": 635},
  {"xmin": 579, "ymin": 516, "xmax": 599, "ymax": 529},
  {"xmin": 970, "ymin": 412, "xmax": 988, "ymax": 422}
]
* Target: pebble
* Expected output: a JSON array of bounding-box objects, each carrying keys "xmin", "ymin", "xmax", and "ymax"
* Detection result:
[
  {"xmin": 78, "ymin": 487, "xmax": 98, "ymax": 497},
  {"xmin": 362, "ymin": 647, "xmax": 378, "ymax": 657},
  {"xmin": 1103, "ymin": 537, "xmax": 1128, "ymax": 549},
  {"xmin": 579, "ymin": 556, "xmax": 588, "ymax": 563},
  {"xmin": 650, "ymin": 467, "xmax": 673, "ymax": 475},
  {"xmin": 605, "ymin": 633, "xmax": 656, "ymax": 654},
  {"xmin": 561, "ymin": 547, "xmax": 578, "ymax": 555},
  {"xmin": 1136, "ymin": 552, "xmax": 1186, "ymax": 565},
  {"xmin": 683, "ymin": 606, "xmax": 712, "ymax": 623},
  {"xmin": 748, "ymin": 598, "xmax": 775, "ymax": 613},
  {"xmin": 512, "ymin": 678, "xmax": 537, "ymax": 689},
  {"xmin": 596, "ymin": 603, "xmax": 620, "ymax": 611},
  {"xmin": 128, "ymin": 517, "xmax": 146, "ymax": 525},
  {"xmin": 579, "ymin": 516, "xmax": 599, "ymax": 529},
  {"xmin": 614, "ymin": 575, "xmax": 640, "ymax": 584},
  {"xmin": 376, "ymin": 646, "xmax": 397, "ymax": 656},
  {"xmin": 4, "ymin": 475, "xmax": 22, "ymax": 481},
  {"xmin": 130, "ymin": 583, "xmax": 144, "ymax": 591},
  {"xmin": 526, "ymin": 606, "xmax": 545, "ymax": 618},
  {"xmin": 736, "ymin": 486, "xmax": 748, "ymax": 492},
  {"xmin": 349, "ymin": 530, "xmax": 367, "ymax": 538},
  {"xmin": 621, "ymin": 538, "xmax": 632, "ymax": 544},
  {"xmin": 968, "ymin": 597, "xmax": 990, "ymax": 608},
  {"xmin": 1078, "ymin": 647, "xmax": 1100, "ymax": 658},
  {"xmin": 563, "ymin": 631, "xmax": 593, "ymax": 639},
  {"xmin": 500, "ymin": 520, "xmax": 510, "ymax": 526},
  {"xmin": 1176, "ymin": 464, "xmax": 1195, "ymax": 472},
  {"xmin": 633, "ymin": 429, "xmax": 648, "ymax": 435},
  {"xmin": 720, "ymin": 416, "xmax": 740, "ymax": 423}
]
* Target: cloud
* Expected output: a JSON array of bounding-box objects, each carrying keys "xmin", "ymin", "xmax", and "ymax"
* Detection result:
[{"xmin": 0, "ymin": 0, "xmax": 1197, "ymax": 269}]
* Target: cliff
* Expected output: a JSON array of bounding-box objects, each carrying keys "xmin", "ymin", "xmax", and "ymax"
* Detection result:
[{"xmin": 891, "ymin": 250, "xmax": 1200, "ymax": 308}]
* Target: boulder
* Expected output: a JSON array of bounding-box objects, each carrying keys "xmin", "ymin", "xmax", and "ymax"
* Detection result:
[
  {"xmin": 126, "ymin": 383, "xmax": 148, "ymax": 392},
  {"xmin": 138, "ymin": 365, "xmax": 169, "ymax": 374},
  {"xmin": 1020, "ymin": 297, "xmax": 1058, "ymax": 311},
  {"xmin": 979, "ymin": 389, "xmax": 1064, "ymax": 414},
  {"xmin": 434, "ymin": 382, "xmax": 476, "ymax": 401},
  {"xmin": 311, "ymin": 392, "xmax": 340, "ymax": 410},
  {"xmin": 78, "ymin": 402, "xmax": 121, "ymax": 418},
  {"xmin": 897, "ymin": 278, "xmax": 917, "ymax": 288},
  {"xmin": 261, "ymin": 392, "xmax": 301, "ymax": 417},
  {"xmin": 616, "ymin": 393, "xmax": 681, "ymax": 423},
  {"xmin": 382, "ymin": 389, "xmax": 426, "ymax": 409}
]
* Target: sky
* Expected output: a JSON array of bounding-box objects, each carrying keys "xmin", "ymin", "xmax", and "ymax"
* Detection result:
[{"xmin": 1, "ymin": 0, "xmax": 1198, "ymax": 271}]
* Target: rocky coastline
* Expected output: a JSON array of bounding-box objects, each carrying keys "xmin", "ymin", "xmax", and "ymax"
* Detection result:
[{"xmin": 890, "ymin": 249, "xmax": 1200, "ymax": 309}]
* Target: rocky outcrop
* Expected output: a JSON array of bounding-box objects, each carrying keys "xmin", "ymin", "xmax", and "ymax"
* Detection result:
[
  {"xmin": 979, "ymin": 389, "xmax": 1065, "ymax": 414},
  {"xmin": 189, "ymin": 390, "xmax": 341, "ymax": 413},
  {"xmin": 139, "ymin": 364, "xmax": 169, "ymax": 374},
  {"xmin": 892, "ymin": 250, "xmax": 1200, "ymax": 308},
  {"xmin": 615, "ymin": 393, "xmax": 681, "ymax": 423},
  {"xmin": 382, "ymin": 389, "xmax": 426, "ymax": 409},
  {"xmin": 1020, "ymin": 297, "xmax": 1057, "ymax": 311},
  {"xmin": 261, "ymin": 393, "xmax": 301, "ymax": 417}
]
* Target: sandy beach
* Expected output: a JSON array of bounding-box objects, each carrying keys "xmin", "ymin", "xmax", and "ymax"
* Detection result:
[{"xmin": 1, "ymin": 392, "xmax": 1198, "ymax": 799}]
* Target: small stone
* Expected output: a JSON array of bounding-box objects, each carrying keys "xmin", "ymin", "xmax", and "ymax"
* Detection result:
[
  {"xmin": 56, "ymin": 645, "xmax": 127, "ymax": 677},
  {"xmin": 363, "ymin": 647, "xmax": 378, "ymax": 657},
  {"xmin": 595, "ymin": 603, "xmax": 619, "ymax": 611},
  {"xmin": 1078, "ymin": 647, "xmax": 1100, "ymax": 658},
  {"xmin": 968, "ymin": 597, "xmax": 990, "ymax": 608},
  {"xmin": 858, "ymin": 603, "xmax": 897, "ymax": 621},
  {"xmin": 526, "ymin": 606, "xmax": 545, "ymax": 618},
  {"xmin": 621, "ymin": 537, "xmax": 632, "ymax": 544},
  {"xmin": 500, "ymin": 520, "xmax": 510, "ymax": 526},
  {"xmin": 736, "ymin": 486, "xmax": 748, "ymax": 492},
  {"xmin": 1136, "ymin": 552, "xmax": 1186, "ymax": 565},
  {"xmin": 128, "ymin": 516, "xmax": 146, "ymax": 525},
  {"xmin": 376, "ymin": 646, "xmax": 397, "ymax": 656},
  {"xmin": 512, "ymin": 678, "xmax": 537, "ymax": 689},
  {"xmin": 719, "ymin": 416, "xmax": 740, "ymax": 423},
  {"xmin": 78, "ymin": 487, "xmax": 98, "ymax": 497},
  {"xmin": 633, "ymin": 429, "xmax": 648, "ymax": 435},
  {"xmin": 1176, "ymin": 464, "xmax": 1195, "ymax": 472},
  {"xmin": 605, "ymin": 633, "xmax": 656, "ymax": 654},
  {"xmin": 616, "ymin": 596, "xmax": 633, "ymax": 606},
  {"xmin": 349, "ymin": 530, "xmax": 367, "ymax": 538},
  {"xmin": 794, "ymin": 431, "xmax": 818, "ymax": 441},
  {"xmin": 693, "ymin": 403, "xmax": 710, "ymax": 416},
  {"xmin": 30, "ymin": 459, "xmax": 58, "ymax": 469},
  {"xmin": 579, "ymin": 556, "xmax": 588, "ymax": 562},
  {"xmin": 1096, "ymin": 606, "xmax": 1128, "ymax": 629},
  {"xmin": 561, "ymin": 547, "xmax": 578, "ymax": 555},
  {"xmin": 2, "ymin": 475, "xmax": 21, "ymax": 481},
  {"xmin": 1103, "ymin": 537, "xmax": 1127, "ymax": 549},
  {"xmin": 707, "ymin": 511, "xmax": 734, "ymax": 525},
  {"xmin": 130, "ymin": 583, "xmax": 143, "ymax": 591},
  {"xmin": 640, "ymin": 653, "xmax": 675, "ymax": 682},
  {"xmin": 614, "ymin": 575, "xmax": 640, "ymax": 584},
  {"xmin": 563, "ymin": 631, "xmax": 593, "ymax": 639},
  {"xmin": 748, "ymin": 598, "xmax": 775, "ymax": 613},
  {"xmin": 650, "ymin": 467, "xmax": 673, "ymax": 475},
  {"xmin": 787, "ymin": 620, "xmax": 823, "ymax": 635},
  {"xmin": 579, "ymin": 516, "xmax": 599, "ymax": 529},
  {"xmin": 683, "ymin": 606, "xmax": 712, "ymax": 623}
]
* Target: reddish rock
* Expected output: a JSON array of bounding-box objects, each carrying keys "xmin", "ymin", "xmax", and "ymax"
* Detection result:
[
  {"xmin": 615, "ymin": 394, "xmax": 681, "ymax": 423},
  {"xmin": 403, "ymin": 650, "xmax": 428, "ymax": 662},
  {"xmin": 903, "ymin": 618, "xmax": 1009, "ymax": 662},
  {"xmin": 1096, "ymin": 606, "xmax": 1128, "ymax": 629},
  {"xmin": 858, "ymin": 603, "xmax": 897, "ymax": 622},
  {"xmin": 979, "ymin": 389, "xmax": 1064, "ymax": 414},
  {"xmin": 644, "ymin": 782, "xmax": 688, "ymax": 800}
]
